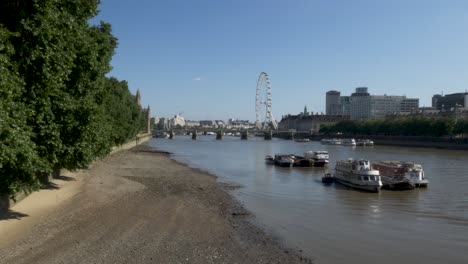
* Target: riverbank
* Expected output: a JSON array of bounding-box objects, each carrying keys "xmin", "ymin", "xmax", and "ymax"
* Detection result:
[
  {"xmin": 274, "ymin": 132, "xmax": 468, "ymax": 150},
  {"xmin": 0, "ymin": 134, "xmax": 152, "ymax": 214},
  {"xmin": 0, "ymin": 144, "xmax": 310, "ymax": 263}
]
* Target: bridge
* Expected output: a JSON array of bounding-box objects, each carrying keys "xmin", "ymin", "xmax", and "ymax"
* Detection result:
[
  {"xmin": 153, "ymin": 72, "xmax": 315, "ymax": 141},
  {"xmin": 153, "ymin": 128, "xmax": 317, "ymax": 141}
]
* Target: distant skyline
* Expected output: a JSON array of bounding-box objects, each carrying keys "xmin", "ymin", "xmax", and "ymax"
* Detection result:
[{"xmin": 94, "ymin": 0, "xmax": 468, "ymax": 120}]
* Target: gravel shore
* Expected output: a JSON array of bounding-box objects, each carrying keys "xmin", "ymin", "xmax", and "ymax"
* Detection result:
[{"xmin": 0, "ymin": 144, "xmax": 312, "ymax": 263}]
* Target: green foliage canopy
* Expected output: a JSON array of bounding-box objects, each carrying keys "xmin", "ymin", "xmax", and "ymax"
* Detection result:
[{"xmin": 0, "ymin": 0, "xmax": 145, "ymax": 197}]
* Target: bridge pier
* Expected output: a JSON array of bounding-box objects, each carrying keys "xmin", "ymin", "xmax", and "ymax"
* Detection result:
[
  {"xmin": 264, "ymin": 130, "xmax": 272, "ymax": 140},
  {"xmin": 291, "ymin": 131, "xmax": 295, "ymax": 141},
  {"xmin": 169, "ymin": 130, "xmax": 174, "ymax": 140},
  {"xmin": 216, "ymin": 130, "xmax": 223, "ymax": 140},
  {"xmin": 192, "ymin": 130, "xmax": 197, "ymax": 140},
  {"xmin": 241, "ymin": 131, "xmax": 248, "ymax": 140}
]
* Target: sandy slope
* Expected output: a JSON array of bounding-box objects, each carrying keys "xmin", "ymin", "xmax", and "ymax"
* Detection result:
[{"xmin": 0, "ymin": 145, "xmax": 311, "ymax": 264}]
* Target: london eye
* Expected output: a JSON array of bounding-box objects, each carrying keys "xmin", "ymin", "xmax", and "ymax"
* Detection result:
[{"xmin": 255, "ymin": 72, "xmax": 278, "ymax": 130}]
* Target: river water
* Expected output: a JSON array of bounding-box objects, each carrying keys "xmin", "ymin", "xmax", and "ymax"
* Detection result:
[{"xmin": 149, "ymin": 135, "xmax": 468, "ymax": 264}]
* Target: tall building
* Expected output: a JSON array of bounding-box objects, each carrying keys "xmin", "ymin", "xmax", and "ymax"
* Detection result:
[
  {"xmin": 330, "ymin": 87, "xmax": 419, "ymax": 120},
  {"xmin": 400, "ymin": 98, "xmax": 419, "ymax": 113},
  {"xmin": 340, "ymin": 96, "xmax": 351, "ymax": 115},
  {"xmin": 349, "ymin": 87, "xmax": 371, "ymax": 120},
  {"xmin": 432, "ymin": 94, "xmax": 442, "ymax": 108},
  {"xmin": 326, "ymin": 90, "xmax": 341, "ymax": 115},
  {"xmin": 432, "ymin": 92, "xmax": 468, "ymax": 111}
]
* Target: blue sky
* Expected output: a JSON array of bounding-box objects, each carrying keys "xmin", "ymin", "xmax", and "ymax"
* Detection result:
[{"xmin": 94, "ymin": 0, "xmax": 468, "ymax": 121}]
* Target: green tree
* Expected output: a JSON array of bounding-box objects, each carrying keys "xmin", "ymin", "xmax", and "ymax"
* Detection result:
[{"xmin": 0, "ymin": 28, "xmax": 45, "ymax": 196}]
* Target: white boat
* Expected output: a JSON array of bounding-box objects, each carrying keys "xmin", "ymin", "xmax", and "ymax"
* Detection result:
[
  {"xmin": 372, "ymin": 161, "xmax": 428, "ymax": 189},
  {"xmin": 341, "ymin": 138, "xmax": 356, "ymax": 146},
  {"xmin": 334, "ymin": 159, "xmax": 382, "ymax": 192},
  {"xmin": 321, "ymin": 138, "xmax": 341, "ymax": 145},
  {"xmin": 304, "ymin": 151, "xmax": 329, "ymax": 167},
  {"xmin": 356, "ymin": 139, "xmax": 374, "ymax": 146}
]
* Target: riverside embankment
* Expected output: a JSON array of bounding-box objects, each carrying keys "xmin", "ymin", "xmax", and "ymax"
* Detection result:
[
  {"xmin": 274, "ymin": 132, "xmax": 468, "ymax": 150},
  {"xmin": 0, "ymin": 144, "xmax": 309, "ymax": 264},
  {"xmin": 0, "ymin": 134, "xmax": 152, "ymax": 213}
]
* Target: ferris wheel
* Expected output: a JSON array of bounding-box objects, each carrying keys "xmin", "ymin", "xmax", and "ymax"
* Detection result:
[{"xmin": 255, "ymin": 72, "xmax": 278, "ymax": 130}]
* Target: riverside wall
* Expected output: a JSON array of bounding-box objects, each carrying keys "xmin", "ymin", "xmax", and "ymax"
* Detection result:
[
  {"xmin": 273, "ymin": 132, "xmax": 468, "ymax": 150},
  {"xmin": 1, "ymin": 133, "xmax": 152, "ymax": 213}
]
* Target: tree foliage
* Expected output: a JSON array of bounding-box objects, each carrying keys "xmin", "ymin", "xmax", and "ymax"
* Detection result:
[
  {"xmin": 320, "ymin": 116, "xmax": 465, "ymax": 137},
  {"xmin": 0, "ymin": 0, "xmax": 144, "ymax": 197}
]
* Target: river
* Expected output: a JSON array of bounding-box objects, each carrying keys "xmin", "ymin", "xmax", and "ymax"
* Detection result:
[{"xmin": 148, "ymin": 135, "xmax": 468, "ymax": 264}]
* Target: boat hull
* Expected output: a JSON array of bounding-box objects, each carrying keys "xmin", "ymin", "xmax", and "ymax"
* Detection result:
[
  {"xmin": 381, "ymin": 181, "xmax": 415, "ymax": 190},
  {"xmin": 334, "ymin": 178, "xmax": 381, "ymax": 192},
  {"xmin": 312, "ymin": 160, "xmax": 328, "ymax": 167},
  {"xmin": 275, "ymin": 161, "xmax": 293, "ymax": 167}
]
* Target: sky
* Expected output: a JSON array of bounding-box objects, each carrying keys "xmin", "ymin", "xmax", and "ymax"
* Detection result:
[{"xmin": 93, "ymin": 0, "xmax": 468, "ymax": 121}]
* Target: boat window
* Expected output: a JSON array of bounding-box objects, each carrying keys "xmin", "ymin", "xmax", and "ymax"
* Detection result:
[
  {"xmin": 364, "ymin": 176, "xmax": 369, "ymax": 181},
  {"xmin": 359, "ymin": 161, "xmax": 364, "ymax": 165}
]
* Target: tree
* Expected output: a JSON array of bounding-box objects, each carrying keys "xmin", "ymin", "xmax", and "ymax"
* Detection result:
[{"xmin": 0, "ymin": 27, "xmax": 45, "ymax": 196}]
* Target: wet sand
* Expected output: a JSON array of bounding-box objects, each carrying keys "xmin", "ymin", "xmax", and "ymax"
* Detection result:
[{"xmin": 0, "ymin": 145, "xmax": 311, "ymax": 264}]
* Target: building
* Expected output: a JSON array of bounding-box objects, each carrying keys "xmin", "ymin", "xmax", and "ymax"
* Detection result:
[
  {"xmin": 278, "ymin": 113, "xmax": 350, "ymax": 133},
  {"xmin": 157, "ymin": 117, "xmax": 170, "ymax": 130},
  {"xmin": 170, "ymin": 114, "xmax": 185, "ymax": 128},
  {"xmin": 326, "ymin": 90, "xmax": 341, "ymax": 115},
  {"xmin": 185, "ymin": 120, "xmax": 200, "ymax": 128},
  {"xmin": 227, "ymin": 119, "xmax": 252, "ymax": 129},
  {"xmin": 349, "ymin": 87, "xmax": 372, "ymax": 120},
  {"xmin": 340, "ymin": 96, "xmax": 351, "ymax": 115},
  {"xmin": 400, "ymin": 98, "xmax": 419, "ymax": 114},
  {"xmin": 150, "ymin": 117, "xmax": 160, "ymax": 126},
  {"xmin": 328, "ymin": 87, "xmax": 420, "ymax": 120},
  {"xmin": 432, "ymin": 92, "xmax": 468, "ymax": 111}
]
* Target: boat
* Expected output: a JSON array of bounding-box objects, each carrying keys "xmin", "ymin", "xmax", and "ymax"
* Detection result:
[
  {"xmin": 304, "ymin": 151, "xmax": 329, "ymax": 167},
  {"xmin": 265, "ymin": 155, "xmax": 275, "ymax": 165},
  {"xmin": 295, "ymin": 138, "xmax": 310, "ymax": 142},
  {"xmin": 322, "ymin": 173, "xmax": 335, "ymax": 184},
  {"xmin": 321, "ymin": 138, "xmax": 342, "ymax": 145},
  {"xmin": 334, "ymin": 159, "xmax": 382, "ymax": 192},
  {"xmin": 274, "ymin": 154, "xmax": 295, "ymax": 167},
  {"xmin": 372, "ymin": 161, "xmax": 428, "ymax": 189},
  {"xmin": 152, "ymin": 132, "xmax": 169, "ymax": 138},
  {"xmin": 356, "ymin": 139, "xmax": 374, "ymax": 146},
  {"xmin": 341, "ymin": 138, "xmax": 356, "ymax": 146}
]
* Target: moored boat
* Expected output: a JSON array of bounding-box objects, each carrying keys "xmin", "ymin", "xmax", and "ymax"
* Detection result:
[
  {"xmin": 322, "ymin": 173, "xmax": 335, "ymax": 184},
  {"xmin": 304, "ymin": 151, "xmax": 329, "ymax": 167},
  {"xmin": 265, "ymin": 155, "xmax": 275, "ymax": 165},
  {"xmin": 372, "ymin": 161, "xmax": 428, "ymax": 189},
  {"xmin": 295, "ymin": 138, "xmax": 310, "ymax": 142},
  {"xmin": 341, "ymin": 138, "xmax": 356, "ymax": 146},
  {"xmin": 274, "ymin": 154, "xmax": 295, "ymax": 168},
  {"xmin": 356, "ymin": 139, "xmax": 374, "ymax": 146},
  {"xmin": 334, "ymin": 159, "xmax": 382, "ymax": 192},
  {"xmin": 321, "ymin": 138, "xmax": 341, "ymax": 145}
]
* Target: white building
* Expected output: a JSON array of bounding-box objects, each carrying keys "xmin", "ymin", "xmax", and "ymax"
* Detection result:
[
  {"xmin": 170, "ymin": 114, "xmax": 186, "ymax": 127},
  {"xmin": 185, "ymin": 120, "xmax": 200, "ymax": 128}
]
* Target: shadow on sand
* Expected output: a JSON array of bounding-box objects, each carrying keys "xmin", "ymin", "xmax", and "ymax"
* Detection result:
[
  {"xmin": 0, "ymin": 197, "xmax": 29, "ymax": 220},
  {"xmin": 1, "ymin": 174, "xmax": 74, "ymax": 220}
]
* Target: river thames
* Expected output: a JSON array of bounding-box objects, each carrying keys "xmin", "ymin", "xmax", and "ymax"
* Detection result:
[{"xmin": 149, "ymin": 136, "xmax": 468, "ymax": 264}]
